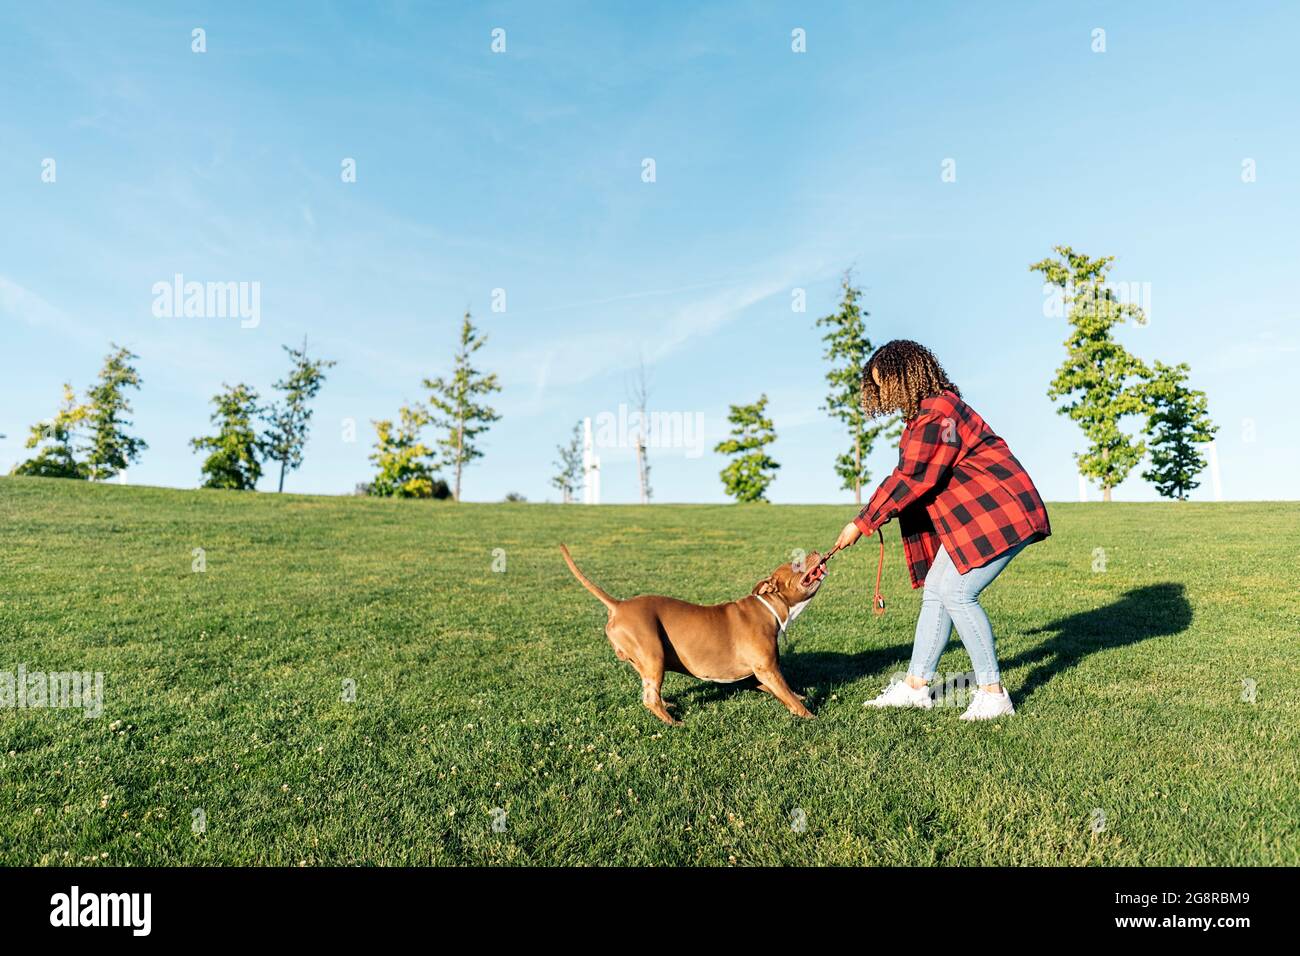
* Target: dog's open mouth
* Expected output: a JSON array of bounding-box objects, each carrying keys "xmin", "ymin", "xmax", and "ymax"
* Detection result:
[{"xmin": 799, "ymin": 555, "xmax": 827, "ymax": 589}]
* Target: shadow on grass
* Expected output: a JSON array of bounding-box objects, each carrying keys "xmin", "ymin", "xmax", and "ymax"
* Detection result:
[
  {"xmin": 1001, "ymin": 582, "xmax": 1192, "ymax": 702},
  {"xmin": 676, "ymin": 640, "xmax": 915, "ymax": 708},
  {"xmin": 673, "ymin": 583, "xmax": 1191, "ymax": 710}
]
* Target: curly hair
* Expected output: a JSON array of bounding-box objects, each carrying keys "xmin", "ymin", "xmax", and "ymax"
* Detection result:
[{"xmin": 860, "ymin": 339, "xmax": 960, "ymax": 421}]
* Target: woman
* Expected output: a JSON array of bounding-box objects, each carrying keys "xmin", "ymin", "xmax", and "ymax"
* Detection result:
[{"xmin": 833, "ymin": 340, "xmax": 1050, "ymax": 720}]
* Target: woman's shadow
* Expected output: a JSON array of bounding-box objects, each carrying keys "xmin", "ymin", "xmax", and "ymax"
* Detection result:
[
  {"xmin": 1000, "ymin": 582, "xmax": 1191, "ymax": 702},
  {"xmin": 678, "ymin": 582, "xmax": 1191, "ymax": 707}
]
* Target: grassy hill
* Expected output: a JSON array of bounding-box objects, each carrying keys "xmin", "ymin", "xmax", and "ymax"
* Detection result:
[{"xmin": 0, "ymin": 476, "xmax": 1297, "ymax": 865}]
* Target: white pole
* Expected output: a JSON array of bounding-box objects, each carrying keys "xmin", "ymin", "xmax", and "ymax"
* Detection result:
[
  {"xmin": 582, "ymin": 417, "xmax": 600, "ymax": 505},
  {"xmin": 1206, "ymin": 440, "xmax": 1223, "ymax": 501},
  {"xmin": 1077, "ymin": 473, "xmax": 1088, "ymax": 503}
]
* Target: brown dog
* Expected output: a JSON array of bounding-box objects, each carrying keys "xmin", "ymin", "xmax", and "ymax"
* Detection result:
[{"xmin": 560, "ymin": 545, "xmax": 824, "ymax": 725}]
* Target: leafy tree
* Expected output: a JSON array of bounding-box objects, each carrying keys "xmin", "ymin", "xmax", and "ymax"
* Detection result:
[
  {"xmin": 715, "ymin": 394, "xmax": 780, "ymax": 503},
  {"xmin": 11, "ymin": 384, "xmax": 90, "ymax": 479},
  {"xmin": 816, "ymin": 270, "xmax": 900, "ymax": 503},
  {"xmin": 425, "ymin": 312, "xmax": 502, "ymax": 502},
  {"xmin": 1141, "ymin": 361, "xmax": 1217, "ymax": 500},
  {"xmin": 551, "ymin": 420, "xmax": 584, "ymax": 503},
  {"xmin": 1031, "ymin": 246, "xmax": 1151, "ymax": 501},
  {"xmin": 261, "ymin": 338, "xmax": 336, "ymax": 493},
  {"xmin": 368, "ymin": 403, "xmax": 446, "ymax": 498},
  {"xmin": 84, "ymin": 344, "xmax": 147, "ymax": 480},
  {"xmin": 191, "ymin": 384, "xmax": 263, "ymax": 490}
]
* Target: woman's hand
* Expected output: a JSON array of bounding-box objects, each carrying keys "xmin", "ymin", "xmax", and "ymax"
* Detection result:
[{"xmin": 835, "ymin": 521, "xmax": 863, "ymax": 552}]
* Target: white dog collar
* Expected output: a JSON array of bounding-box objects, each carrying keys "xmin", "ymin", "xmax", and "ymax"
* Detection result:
[{"xmin": 752, "ymin": 594, "xmax": 789, "ymax": 634}]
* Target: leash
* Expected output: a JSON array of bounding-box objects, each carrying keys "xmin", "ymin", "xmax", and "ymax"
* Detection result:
[
  {"xmin": 871, "ymin": 529, "xmax": 886, "ymax": 615},
  {"xmin": 802, "ymin": 529, "xmax": 887, "ymax": 615}
]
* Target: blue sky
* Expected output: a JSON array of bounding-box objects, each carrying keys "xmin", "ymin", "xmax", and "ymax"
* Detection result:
[{"xmin": 2, "ymin": 1, "xmax": 1296, "ymax": 502}]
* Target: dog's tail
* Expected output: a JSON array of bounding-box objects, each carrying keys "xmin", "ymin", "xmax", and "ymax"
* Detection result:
[{"xmin": 559, "ymin": 544, "xmax": 619, "ymax": 610}]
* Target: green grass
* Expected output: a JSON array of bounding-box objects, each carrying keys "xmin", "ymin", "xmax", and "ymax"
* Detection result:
[{"xmin": 0, "ymin": 476, "xmax": 1297, "ymax": 866}]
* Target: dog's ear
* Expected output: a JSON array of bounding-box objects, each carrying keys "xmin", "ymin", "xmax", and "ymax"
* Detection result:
[{"xmin": 755, "ymin": 578, "xmax": 778, "ymax": 595}]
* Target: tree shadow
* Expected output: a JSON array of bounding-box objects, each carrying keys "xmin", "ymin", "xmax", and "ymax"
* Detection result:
[{"xmin": 1000, "ymin": 582, "xmax": 1192, "ymax": 702}]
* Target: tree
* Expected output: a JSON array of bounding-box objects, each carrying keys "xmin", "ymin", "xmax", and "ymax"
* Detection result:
[
  {"xmin": 1031, "ymin": 246, "xmax": 1151, "ymax": 501},
  {"xmin": 715, "ymin": 394, "xmax": 780, "ymax": 503},
  {"xmin": 551, "ymin": 420, "xmax": 583, "ymax": 503},
  {"xmin": 816, "ymin": 270, "xmax": 900, "ymax": 504},
  {"xmin": 11, "ymin": 384, "xmax": 90, "ymax": 479},
  {"xmin": 191, "ymin": 384, "xmax": 263, "ymax": 490},
  {"xmin": 424, "ymin": 312, "xmax": 502, "ymax": 502},
  {"xmin": 84, "ymin": 344, "xmax": 147, "ymax": 480},
  {"xmin": 261, "ymin": 338, "xmax": 336, "ymax": 493},
  {"xmin": 628, "ymin": 356, "xmax": 653, "ymax": 503},
  {"xmin": 368, "ymin": 403, "xmax": 446, "ymax": 498},
  {"xmin": 1141, "ymin": 361, "xmax": 1217, "ymax": 500}
]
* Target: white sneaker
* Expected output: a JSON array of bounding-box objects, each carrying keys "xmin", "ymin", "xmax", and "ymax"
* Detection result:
[
  {"xmin": 960, "ymin": 688, "xmax": 1015, "ymax": 721},
  {"xmin": 864, "ymin": 679, "xmax": 933, "ymax": 710}
]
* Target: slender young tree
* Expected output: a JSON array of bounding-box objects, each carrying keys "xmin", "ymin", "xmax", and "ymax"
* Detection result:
[
  {"xmin": 84, "ymin": 344, "xmax": 148, "ymax": 481},
  {"xmin": 1031, "ymin": 246, "xmax": 1151, "ymax": 501},
  {"xmin": 368, "ymin": 403, "xmax": 442, "ymax": 498},
  {"xmin": 715, "ymin": 394, "xmax": 780, "ymax": 503},
  {"xmin": 424, "ymin": 312, "xmax": 501, "ymax": 502},
  {"xmin": 191, "ymin": 384, "xmax": 263, "ymax": 490},
  {"xmin": 1141, "ymin": 361, "xmax": 1217, "ymax": 500},
  {"xmin": 551, "ymin": 420, "xmax": 584, "ymax": 503},
  {"xmin": 11, "ymin": 384, "xmax": 90, "ymax": 479},
  {"xmin": 628, "ymin": 356, "xmax": 653, "ymax": 503},
  {"xmin": 816, "ymin": 270, "xmax": 900, "ymax": 504},
  {"xmin": 261, "ymin": 338, "xmax": 337, "ymax": 492}
]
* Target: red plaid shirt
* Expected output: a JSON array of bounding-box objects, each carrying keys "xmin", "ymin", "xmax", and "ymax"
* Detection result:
[{"xmin": 853, "ymin": 390, "xmax": 1050, "ymax": 588}]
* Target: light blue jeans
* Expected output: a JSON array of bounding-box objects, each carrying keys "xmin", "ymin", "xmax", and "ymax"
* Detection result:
[{"xmin": 908, "ymin": 541, "xmax": 1027, "ymax": 686}]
